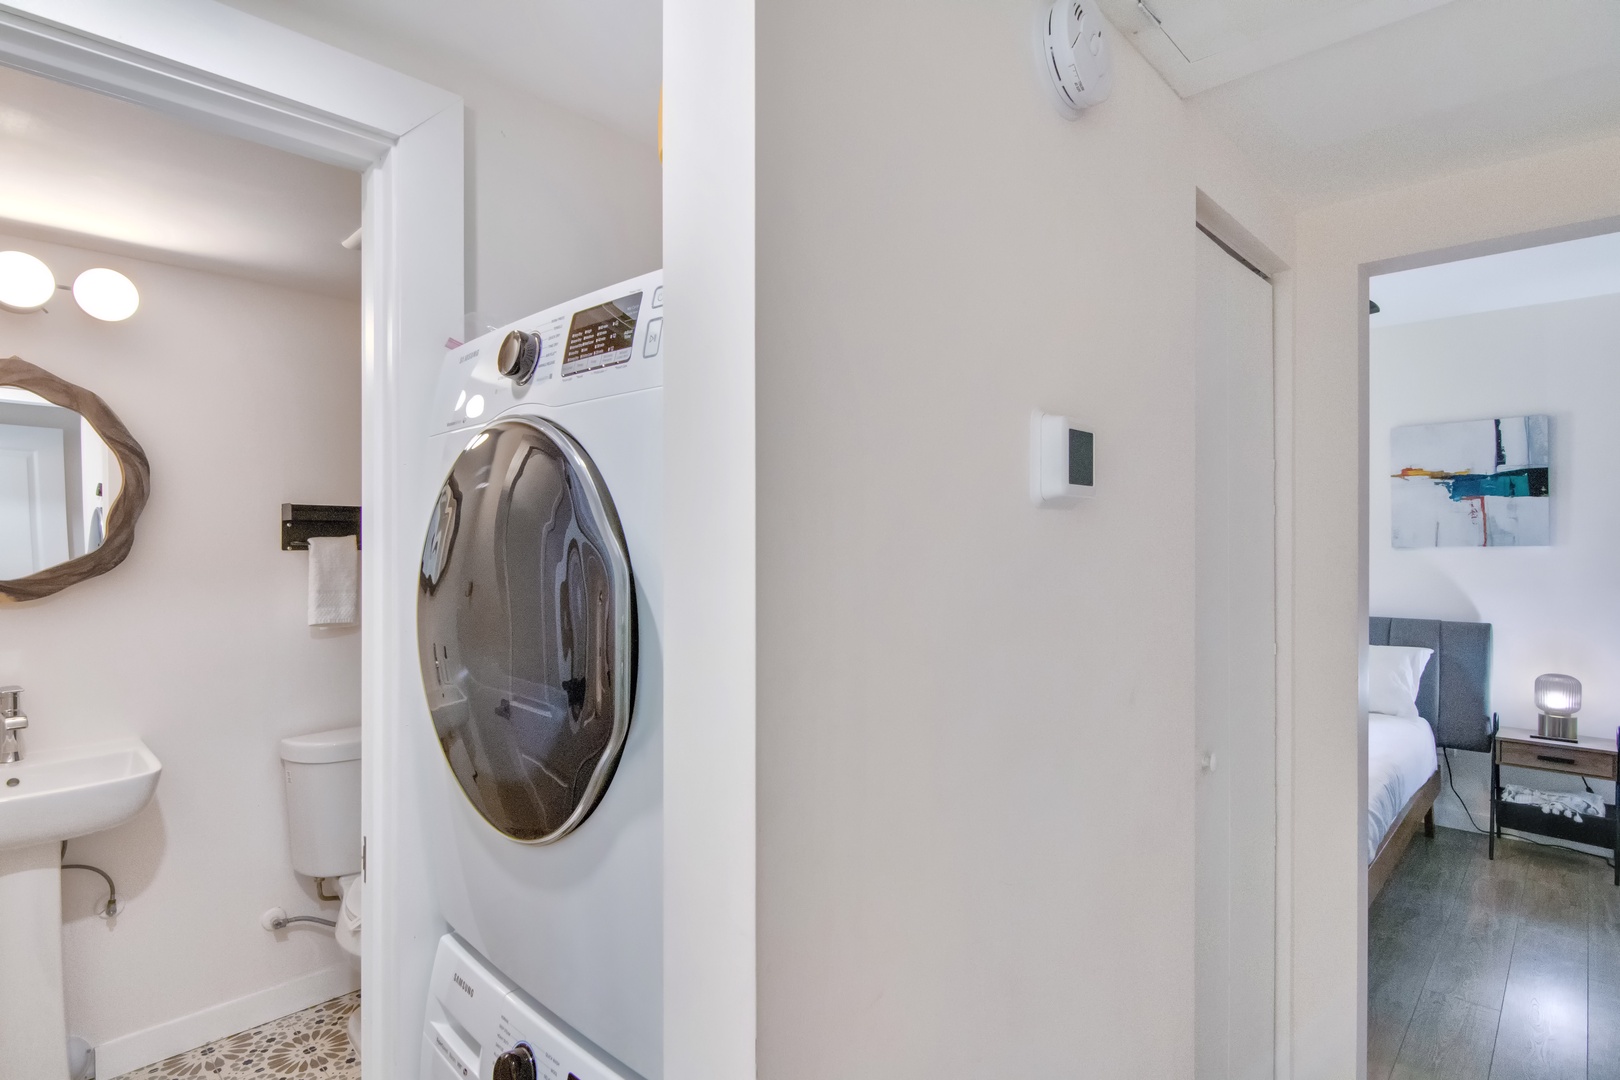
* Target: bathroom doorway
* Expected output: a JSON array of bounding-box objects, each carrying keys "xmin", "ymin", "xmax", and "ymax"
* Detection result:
[
  {"xmin": 0, "ymin": 6, "xmax": 463, "ymax": 1077},
  {"xmin": 0, "ymin": 59, "xmax": 365, "ymax": 1078}
]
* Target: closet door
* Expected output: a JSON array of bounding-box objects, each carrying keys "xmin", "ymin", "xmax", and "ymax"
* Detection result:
[{"xmin": 1194, "ymin": 227, "xmax": 1277, "ymax": 1080}]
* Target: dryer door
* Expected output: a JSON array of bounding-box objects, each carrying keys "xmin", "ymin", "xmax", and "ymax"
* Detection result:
[{"xmin": 417, "ymin": 417, "xmax": 636, "ymax": 844}]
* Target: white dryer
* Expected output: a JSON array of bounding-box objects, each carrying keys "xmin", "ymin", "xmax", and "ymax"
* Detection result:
[
  {"xmin": 422, "ymin": 933, "xmax": 633, "ymax": 1080},
  {"xmin": 417, "ymin": 272, "xmax": 662, "ymax": 1080}
]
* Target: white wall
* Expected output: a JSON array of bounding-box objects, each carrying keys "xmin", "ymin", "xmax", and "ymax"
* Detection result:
[
  {"xmin": 746, "ymin": 2, "xmax": 1291, "ymax": 1075},
  {"xmin": 661, "ymin": 0, "xmax": 756, "ymax": 1076},
  {"xmin": 1292, "ymin": 134, "xmax": 1620, "ymax": 1077},
  {"xmin": 217, "ymin": 0, "xmax": 662, "ymax": 325},
  {"xmin": 1370, "ymin": 291, "xmax": 1620, "ymax": 831},
  {"xmin": 0, "ymin": 232, "xmax": 361, "ymax": 1072}
]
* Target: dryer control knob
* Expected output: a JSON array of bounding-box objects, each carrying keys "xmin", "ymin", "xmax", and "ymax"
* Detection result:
[
  {"xmin": 496, "ymin": 330, "xmax": 542, "ymax": 384},
  {"xmin": 493, "ymin": 1044, "xmax": 537, "ymax": 1080}
]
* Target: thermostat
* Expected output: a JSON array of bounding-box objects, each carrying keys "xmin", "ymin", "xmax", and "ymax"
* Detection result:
[{"xmin": 1031, "ymin": 411, "xmax": 1095, "ymax": 506}]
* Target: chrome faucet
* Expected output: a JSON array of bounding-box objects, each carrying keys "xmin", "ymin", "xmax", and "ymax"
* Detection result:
[{"xmin": 1, "ymin": 687, "xmax": 26, "ymax": 764}]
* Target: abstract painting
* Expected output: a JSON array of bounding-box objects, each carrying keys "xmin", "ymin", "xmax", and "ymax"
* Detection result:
[{"xmin": 1391, "ymin": 415, "xmax": 1550, "ymax": 548}]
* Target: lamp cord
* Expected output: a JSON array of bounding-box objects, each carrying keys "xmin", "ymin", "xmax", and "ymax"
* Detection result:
[{"xmin": 1443, "ymin": 747, "xmax": 1490, "ymax": 834}]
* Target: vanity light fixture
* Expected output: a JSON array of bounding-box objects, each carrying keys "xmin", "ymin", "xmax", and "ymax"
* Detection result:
[
  {"xmin": 0, "ymin": 251, "xmax": 140, "ymax": 320},
  {"xmin": 72, "ymin": 268, "xmax": 139, "ymax": 322},
  {"xmin": 0, "ymin": 250, "xmax": 57, "ymax": 313}
]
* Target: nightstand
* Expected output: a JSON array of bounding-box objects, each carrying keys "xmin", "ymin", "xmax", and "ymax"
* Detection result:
[{"xmin": 1491, "ymin": 725, "xmax": 1619, "ymax": 885}]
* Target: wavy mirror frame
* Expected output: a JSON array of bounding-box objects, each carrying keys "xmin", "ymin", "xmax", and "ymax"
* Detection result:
[{"xmin": 0, "ymin": 356, "xmax": 150, "ymax": 603}]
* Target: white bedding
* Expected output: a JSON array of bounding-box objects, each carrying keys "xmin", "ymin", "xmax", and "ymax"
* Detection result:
[{"xmin": 1368, "ymin": 712, "xmax": 1438, "ymax": 857}]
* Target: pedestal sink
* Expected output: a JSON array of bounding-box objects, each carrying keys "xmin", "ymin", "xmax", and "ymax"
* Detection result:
[{"xmin": 0, "ymin": 738, "xmax": 161, "ymax": 1080}]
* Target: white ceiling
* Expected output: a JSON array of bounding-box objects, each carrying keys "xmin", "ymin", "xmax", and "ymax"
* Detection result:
[
  {"xmin": 224, "ymin": 0, "xmax": 663, "ymax": 147},
  {"xmin": 0, "ymin": 64, "xmax": 361, "ymax": 298},
  {"xmin": 1098, "ymin": 0, "xmax": 1459, "ymax": 95},
  {"xmin": 1107, "ymin": 0, "xmax": 1620, "ymax": 206},
  {"xmin": 199, "ymin": 0, "xmax": 1618, "ymax": 214},
  {"xmin": 1370, "ymin": 229, "xmax": 1620, "ymax": 327},
  {"xmin": 4, "ymin": 0, "xmax": 1592, "ymax": 265}
]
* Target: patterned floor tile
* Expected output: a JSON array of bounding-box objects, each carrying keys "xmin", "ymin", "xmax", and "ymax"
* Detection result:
[{"xmin": 110, "ymin": 991, "xmax": 358, "ymax": 1079}]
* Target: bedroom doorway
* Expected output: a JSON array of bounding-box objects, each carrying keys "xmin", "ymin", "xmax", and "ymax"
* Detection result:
[
  {"xmin": 1193, "ymin": 223, "xmax": 1277, "ymax": 1080},
  {"xmin": 1364, "ymin": 227, "xmax": 1620, "ymax": 1079}
]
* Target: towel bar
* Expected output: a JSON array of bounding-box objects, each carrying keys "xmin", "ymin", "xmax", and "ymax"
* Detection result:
[{"xmin": 281, "ymin": 504, "xmax": 361, "ymax": 551}]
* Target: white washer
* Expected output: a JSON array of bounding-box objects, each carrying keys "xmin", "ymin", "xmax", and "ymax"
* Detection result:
[
  {"xmin": 422, "ymin": 933, "xmax": 632, "ymax": 1080},
  {"xmin": 417, "ymin": 272, "xmax": 662, "ymax": 1080}
]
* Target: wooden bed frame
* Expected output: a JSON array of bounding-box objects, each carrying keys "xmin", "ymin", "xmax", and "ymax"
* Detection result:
[
  {"xmin": 1368, "ymin": 771, "xmax": 1441, "ymax": 904},
  {"xmin": 1366, "ymin": 618, "xmax": 1493, "ymax": 905}
]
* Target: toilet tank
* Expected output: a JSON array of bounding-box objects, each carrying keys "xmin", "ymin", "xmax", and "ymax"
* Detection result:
[{"xmin": 279, "ymin": 725, "xmax": 362, "ymax": 879}]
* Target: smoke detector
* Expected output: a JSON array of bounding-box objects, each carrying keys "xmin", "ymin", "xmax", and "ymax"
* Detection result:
[{"xmin": 1039, "ymin": 0, "xmax": 1114, "ymax": 116}]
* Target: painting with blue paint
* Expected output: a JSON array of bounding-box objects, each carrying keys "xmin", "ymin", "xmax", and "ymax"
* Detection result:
[{"xmin": 1391, "ymin": 415, "xmax": 1551, "ymax": 548}]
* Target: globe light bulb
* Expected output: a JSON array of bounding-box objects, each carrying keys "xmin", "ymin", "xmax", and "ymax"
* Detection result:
[
  {"xmin": 0, "ymin": 251, "xmax": 56, "ymax": 313},
  {"xmin": 72, "ymin": 268, "xmax": 139, "ymax": 321}
]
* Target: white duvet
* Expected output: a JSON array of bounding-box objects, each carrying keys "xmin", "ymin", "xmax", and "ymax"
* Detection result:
[{"xmin": 1368, "ymin": 712, "xmax": 1438, "ymax": 857}]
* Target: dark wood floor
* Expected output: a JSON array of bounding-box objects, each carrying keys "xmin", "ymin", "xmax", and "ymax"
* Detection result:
[{"xmin": 1370, "ymin": 826, "xmax": 1620, "ymax": 1080}]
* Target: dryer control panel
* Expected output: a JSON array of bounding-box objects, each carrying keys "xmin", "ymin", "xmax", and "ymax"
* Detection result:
[
  {"xmin": 422, "ymin": 934, "xmax": 639, "ymax": 1080},
  {"xmin": 432, "ymin": 270, "xmax": 663, "ymax": 437}
]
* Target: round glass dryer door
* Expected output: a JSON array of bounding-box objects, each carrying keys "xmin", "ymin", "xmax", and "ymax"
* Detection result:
[{"xmin": 417, "ymin": 417, "xmax": 636, "ymax": 844}]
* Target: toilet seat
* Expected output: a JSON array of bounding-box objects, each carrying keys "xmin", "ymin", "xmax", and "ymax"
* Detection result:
[{"xmin": 334, "ymin": 874, "xmax": 361, "ymax": 957}]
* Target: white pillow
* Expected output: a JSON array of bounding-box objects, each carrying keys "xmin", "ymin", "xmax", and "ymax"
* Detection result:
[{"xmin": 1367, "ymin": 645, "xmax": 1434, "ymax": 719}]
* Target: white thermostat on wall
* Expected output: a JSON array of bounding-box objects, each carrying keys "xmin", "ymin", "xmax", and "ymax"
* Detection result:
[
  {"xmin": 1040, "ymin": 0, "xmax": 1114, "ymax": 117},
  {"xmin": 1031, "ymin": 411, "xmax": 1095, "ymax": 506}
]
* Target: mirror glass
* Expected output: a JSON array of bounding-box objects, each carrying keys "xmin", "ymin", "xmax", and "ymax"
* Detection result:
[{"xmin": 0, "ymin": 385, "xmax": 124, "ymax": 579}]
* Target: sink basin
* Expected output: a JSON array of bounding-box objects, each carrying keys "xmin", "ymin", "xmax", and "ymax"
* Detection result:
[
  {"xmin": 0, "ymin": 738, "xmax": 161, "ymax": 853},
  {"xmin": 0, "ymin": 737, "xmax": 161, "ymax": 1079}
]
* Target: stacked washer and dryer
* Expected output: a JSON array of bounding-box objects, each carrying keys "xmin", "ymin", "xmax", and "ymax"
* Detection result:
[{"xmin": 415, "ymin": 272, "xmax": 664, "ymax": 1080}]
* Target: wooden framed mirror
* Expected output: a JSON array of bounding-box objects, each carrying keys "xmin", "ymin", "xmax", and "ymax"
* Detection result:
[{"xmin": 0, "ymin": 355, "xmax": 150, "ymax": 603}]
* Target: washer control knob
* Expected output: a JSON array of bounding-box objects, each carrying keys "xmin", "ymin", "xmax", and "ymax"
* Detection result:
[
  {"xmin": 493, "ymin": 1043, "xmax": 537, "ymax": 1080},
  {"xmin": 496, "ymin": 330, "xmax": 542, "ymax": 384}
]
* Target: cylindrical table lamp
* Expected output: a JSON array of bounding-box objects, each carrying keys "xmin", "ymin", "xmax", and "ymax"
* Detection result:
[{"xmin": 1535, "ymin": 673, "xmax": 1582, "ymax": 742}]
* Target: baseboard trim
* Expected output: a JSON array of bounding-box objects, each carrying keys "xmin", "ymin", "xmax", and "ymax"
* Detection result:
[{"xmin": 95, "ymin": 961, "xmax": 360, "ymax": 1078}]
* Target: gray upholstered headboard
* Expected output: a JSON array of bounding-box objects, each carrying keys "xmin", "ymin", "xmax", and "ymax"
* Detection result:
[{"xmin": 1370, "ymin": 617, "xmax": 1494, "ymax": 752}]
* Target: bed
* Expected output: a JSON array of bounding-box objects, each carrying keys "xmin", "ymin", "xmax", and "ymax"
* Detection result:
[{"xmin": 1366, "ymin": 617, "xmax": 1494, "ymax": 902}]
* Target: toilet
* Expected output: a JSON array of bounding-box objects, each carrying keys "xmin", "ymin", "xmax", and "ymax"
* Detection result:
[{"xmin": 278, "ymin": 725, "xmax": 363, "ymax": 1057}]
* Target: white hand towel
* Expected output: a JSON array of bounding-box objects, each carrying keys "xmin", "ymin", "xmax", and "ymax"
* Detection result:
[{"xmin": 308, "ymin": 535, "xmax": 359, "ymax": 626}]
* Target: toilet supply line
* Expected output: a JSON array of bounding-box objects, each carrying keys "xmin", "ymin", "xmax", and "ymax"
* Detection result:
[{"xmin": 261, "ymin": 906, "xmax": 337, "ymax": 931}]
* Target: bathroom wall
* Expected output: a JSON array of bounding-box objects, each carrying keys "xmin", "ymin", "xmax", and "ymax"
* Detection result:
[
  {"xmin": 1370, "ymin": 291, "xmax": 1620, "ymax": 832},
  {"xmin": 733, "ymin": 2, "xmax": 1293, "ymax": 1075},
  {"xmin": 0, "ymin": 231, "xmax": 362, "ymax": 1073},
  {"xmin": 217, "ymin": 0, "xmax": 664, "ymax": 326}
]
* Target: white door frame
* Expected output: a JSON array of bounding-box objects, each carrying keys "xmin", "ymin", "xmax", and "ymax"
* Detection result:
[
  {"xmin": 0, "ymin": 422, "xmax": 69, "ymax": 575},
  {"xmin": 0, "ymin": 4, "xmax": 464, "ymax": 1075}
]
